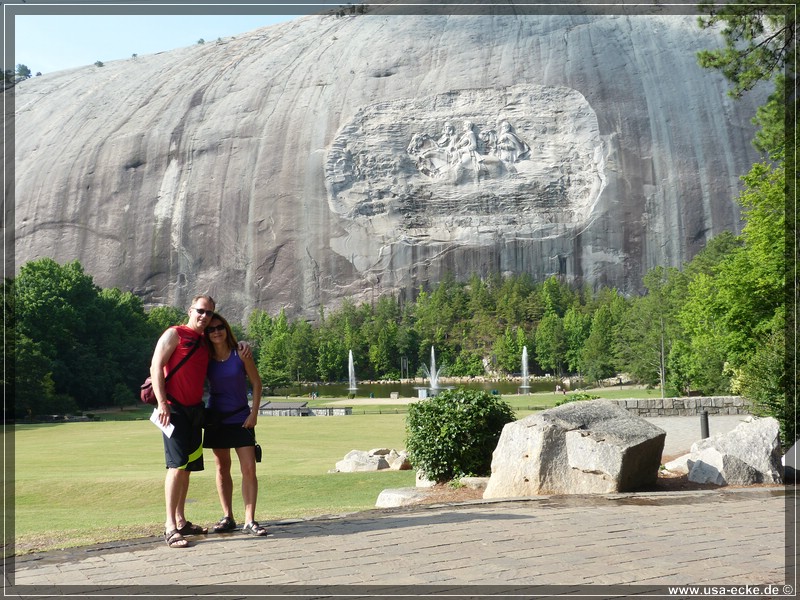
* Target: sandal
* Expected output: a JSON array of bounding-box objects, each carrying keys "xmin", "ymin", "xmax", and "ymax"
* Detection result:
[
  {"xmin": 213, "ymin": 515, "xmax": 237, "ymax": 533},
  {"xmin": 242, "ymin": 521, "xmax": 268, "ymax": 536},
  {"xmin": 164, "ymin": 529, "xmax": 189, "ymax": 548},
  {"xmin": 177, "ymin": 521, "xmax": 208, "ymax": 536}
]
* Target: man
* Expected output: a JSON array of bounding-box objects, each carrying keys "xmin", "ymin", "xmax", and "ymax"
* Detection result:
[{"xmin": 150, "ymin": 294, "xmax": 216, "ymax": 548}]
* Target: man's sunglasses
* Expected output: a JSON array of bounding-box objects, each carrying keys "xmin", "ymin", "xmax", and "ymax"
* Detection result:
[
  {"xmin": 206, "ymin": 325, "xmax": 226, "ymax": 333},
  {"xmin": 192, "ymin": 307, "xmax": 215, "ymax": 316}
]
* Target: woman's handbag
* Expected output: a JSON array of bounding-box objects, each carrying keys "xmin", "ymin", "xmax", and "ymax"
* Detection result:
[{"xmin": 250, "ymin": 428, "xmax": 262, "ymax": 463}]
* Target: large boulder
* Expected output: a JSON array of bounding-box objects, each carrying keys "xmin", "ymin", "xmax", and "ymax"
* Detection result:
[
  {"xmin": 484, "ymin": 400, "xmax": 665, "ymax": 498},
  {"xmin": 687, "ymin": 417, "xmax": 783, "ymax": 486},
  {"xmin": 13, "ymin": 11, "xmax": 765, "ymax": 320}
]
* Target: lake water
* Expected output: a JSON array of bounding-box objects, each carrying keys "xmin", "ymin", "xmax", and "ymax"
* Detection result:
[{"xmin": 277, "ymin": 379, "xmax": 556, "ymax": 398}]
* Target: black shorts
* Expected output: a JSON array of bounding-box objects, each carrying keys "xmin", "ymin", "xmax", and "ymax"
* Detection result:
[
  {"xmin": 163, "ymin": 403, "xmax": 205, "ymax": 471},
  {"xmin": 203, "ymin": 423, "xmax": 256, "ymax": 449}
]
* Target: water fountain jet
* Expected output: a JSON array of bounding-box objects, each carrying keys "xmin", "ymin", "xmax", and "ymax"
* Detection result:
[
  {"xmin": 348, "ymin": 350, "xmax": 357, "ymax": 393},
  {"xmin": 416, "ymin": 346, "xmax": 452, "ymax": 398},
  {"xmin": 519, "ymin": 346, "xmax": 530, "ymax": 394}
]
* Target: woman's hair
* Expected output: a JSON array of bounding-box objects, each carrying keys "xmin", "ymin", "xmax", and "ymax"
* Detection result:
[{"xmin": 205, "ymin": 313, "xmax": 238, "ymax": 359}]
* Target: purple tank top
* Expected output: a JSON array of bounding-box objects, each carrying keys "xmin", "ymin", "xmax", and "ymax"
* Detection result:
[{"xmin": 206, "ymin": 350, "xmax": 250, "ymax": 425}]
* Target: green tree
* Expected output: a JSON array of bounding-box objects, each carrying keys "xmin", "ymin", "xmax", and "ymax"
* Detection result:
[
  {"xmin": 562, "ymin": 306, "xmax": 591, "ymax": 375},
  {"xmin": 451, "ymin": 350, "xmax": 485, "ymax": 377},
  {"xmin": 395, "ymin": 301, "xmax": 420, "ymax": 378},
  {"xmin": 257, "ymin": 310, "xmax": 292, "ymax": 393},
  {"xmin": 96, "ymin": 288, "xmax": 154, "ymax": 394},
  {"xmin": 540, "ymin": 275, "xmax": 567, "ymax": 317},
  {"xmin": 288, "ymin": 319, "xmax": 317, "ymax": 383},
  {"xmin": 316, "ymin": 327, "xmax": 347, "ymax": 382},
  {"xmin": 246, "ymin": 309, "xmax": 274, "ymax": 365},
  {"xmin": 492, "ymin": 326, "xmax": 519, "ymax": 374},
  {"xmin": 368, "ymin": 323, "xmax": 398, "ymax": 379},
  {"xmin": 112, "ymin": 383, "xmax": 134, "ymax": 410},
  {"xmin": 617, "ymin": 266, "xmax": 686, "ymax": 396},
  {"xmin": 697, "ymin": 3, "xmax": 795, "ymax": 99},
  {"xmin": 14, "ymin": 258, "xmax": 153, "ymax": 412},
  {"xmin": 734, "ymin": 309, "xmax": 792, "ymax": 446},
  {"xmin": 15, "ymin": 64, "xmax": 32, "ymax": 79},
  {"xmin": 495, "ymin": 274, "xmax": 534, "ymax": 326},
  {"xmin": 13, "ymin": 333, "xmax": 60, "ymax": 418},
  {"xmin": 15, "ymin": 259, "xmax": 104, "ymax": 408},
  {"xmin": 677, "ymin": 160, "xmax": 786, "ymax": 400},
  {"xmin": 534, "ymin": 312, "xmax": 565, "ymax": 376},
  {"xmin": 581, "ymin": 305, "xmax": 618, "ymax": 385},
  {"xmin": 146, "ymin": 305, "xmax": 187, "ymax": 334}
]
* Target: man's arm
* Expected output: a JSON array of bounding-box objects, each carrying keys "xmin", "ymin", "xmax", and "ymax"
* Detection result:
[
  {"xmin": 150, "ymin": 328, "xmax": 179, "ymax": 426},
  {"xmin": 237, "ymin": 340, "xmax": 253, "ymax": 361}
]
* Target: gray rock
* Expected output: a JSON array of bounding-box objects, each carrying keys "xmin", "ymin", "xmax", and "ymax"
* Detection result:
[
  {"xmin": 13, "ymin": 13, "xmax": 765, "ymax": 320},
  {"xmin": 459, "ymin": 476, "xmax": 490, "ymax": 491},
  {"xmin": 663, "ymin": 454, "xmax": 690, "ymax": 475},
  {"xmin": 484, "ymin": 400, "xmax": 665, "ymax": 497},
  {"xmin": 416, "ymin": 470, "xmax": 436, "ymax": 488},
  {"xmin": 375, "ymin": 488, "xmax": 428, "ymax": 508},
  {"xmin": 687, "ymin": 417, "xmax": 783, "ymax": 485},
  {"xmin": 335, "ymin": 450, "xmax": 390, "ymax": 472},
  {"xmin": 388, "ymin": 450, "xmax": 412, "ymax": 471}
]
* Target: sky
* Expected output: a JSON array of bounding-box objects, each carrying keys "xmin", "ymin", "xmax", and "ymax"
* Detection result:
[{"xmin": 13, "ymin": 13, "xmax": 302, "ymax": 75}]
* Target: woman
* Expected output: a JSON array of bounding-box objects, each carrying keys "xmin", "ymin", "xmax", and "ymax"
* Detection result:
[{"xmin": 203, "ymin": 313, "xmax": 267, "ymax": 536}]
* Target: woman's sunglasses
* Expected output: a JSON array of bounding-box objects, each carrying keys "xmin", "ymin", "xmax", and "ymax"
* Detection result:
[{"xmin": 206, "ymin": 325, "xmax": 226, "ymax": 333}]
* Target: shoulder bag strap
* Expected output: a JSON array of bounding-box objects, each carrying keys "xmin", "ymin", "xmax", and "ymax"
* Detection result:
[{"xmin": 164, "ymin": 336, "xmax": 202, "ymax": 383}]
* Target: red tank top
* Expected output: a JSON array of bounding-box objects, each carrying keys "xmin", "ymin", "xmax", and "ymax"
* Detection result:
[{"xmin": 164, "ymin": 325, "xmax": 209, "ymax": 406}]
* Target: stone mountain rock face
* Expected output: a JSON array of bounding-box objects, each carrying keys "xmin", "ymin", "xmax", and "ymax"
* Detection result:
[{"xmin": 13, "ymin": 11, "xmax": 765, "ymax": 320}]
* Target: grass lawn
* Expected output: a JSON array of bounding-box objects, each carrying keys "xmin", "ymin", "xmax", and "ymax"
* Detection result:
[
  {"xmin": 13, "ymin": 414, "xmax": 414, "ymax": 554},
  {"xmin": 13, "ymin": 385, "xmax": 659, "ymax": 554}
]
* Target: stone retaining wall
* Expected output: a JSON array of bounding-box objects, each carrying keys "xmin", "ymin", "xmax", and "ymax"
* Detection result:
[{"xmin": 611, "ymin": 396, "xmax": 751, "ymax": 417}]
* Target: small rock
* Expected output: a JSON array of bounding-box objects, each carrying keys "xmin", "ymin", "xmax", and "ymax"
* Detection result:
[
  {"xmin": 663, "ymin": 455, "xmax": 690, "ymax": 474},
  {"xmin": 416, "ymin": 470, "xmax": 436, "ymax": 488},
  {"xmin": 375, "ymin": 488, "xmax": 427, "ymax": 508},
  {"xmin": 459, "ymin": 476, "xmax": 489, "ymax": 490}
]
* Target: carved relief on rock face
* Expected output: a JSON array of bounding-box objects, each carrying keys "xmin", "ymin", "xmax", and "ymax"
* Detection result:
[
  {"xmin": 324, "ymin": 85, "xmax": 607, "ymax": 274},
  {"xmin": 407, "ymin": 118, "xmax": 530, "ymax": 181}
]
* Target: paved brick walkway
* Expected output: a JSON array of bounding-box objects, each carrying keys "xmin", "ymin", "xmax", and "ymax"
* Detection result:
[{"xmin": 8, "ymin": 487, "xmax": 794, "ymax": 598}]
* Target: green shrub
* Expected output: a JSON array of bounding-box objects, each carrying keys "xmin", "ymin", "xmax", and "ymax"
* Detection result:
[
  {"xmin": 555, "ymin": 392, "xmax": 601, "ymax": 406},
  {"xmin": 405, "ymin": 388, "xmax": 515, "ymax": 483}
]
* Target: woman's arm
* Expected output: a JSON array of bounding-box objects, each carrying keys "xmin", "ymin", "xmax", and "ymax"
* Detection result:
[{"xmin": 242, "ymin": 352, "xmax": 263, "ymax": 429}]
